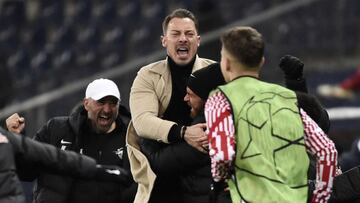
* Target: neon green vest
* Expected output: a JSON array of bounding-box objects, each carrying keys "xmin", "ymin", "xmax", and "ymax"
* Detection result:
[{"xmin": 217, "ymin": 76, "xmax": 309, "ymax": 203}]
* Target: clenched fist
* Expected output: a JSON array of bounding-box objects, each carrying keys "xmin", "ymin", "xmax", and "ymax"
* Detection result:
[{"xmin": 6, "ymin": 113, "xmax": 25, "ymax": 134}]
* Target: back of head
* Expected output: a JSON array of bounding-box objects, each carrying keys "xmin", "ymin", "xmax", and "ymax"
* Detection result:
[
  {"xmin": 221, "ymin": 26, "xmax": 264, "ymax": 68},
  {"xmin": 187, "ymin": 63, "xmax": 225, "ymax": 100},
  {"xmin": 162, "ymin": 8, "xmax": 199, "ymax": 34}
]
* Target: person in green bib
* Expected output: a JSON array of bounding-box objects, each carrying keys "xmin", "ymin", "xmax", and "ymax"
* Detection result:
[{"xmin": 204, "ymin": 26, "xmax": 338, "ymax": 203}]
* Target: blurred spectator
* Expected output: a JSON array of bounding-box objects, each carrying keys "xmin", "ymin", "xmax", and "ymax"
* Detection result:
[
  {"xmin": 339, "ymin": 137, "xmax": 360, "ymax": 172},
  {"xmin": 317, "ymin": 66, "xmax": 360, "ymax": 99}
]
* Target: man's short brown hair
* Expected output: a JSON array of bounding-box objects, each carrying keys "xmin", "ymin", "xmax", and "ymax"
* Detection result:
[
  {"xmin": 221, "ymin": 26, "xmax": 264, "ymax": 68},
  {"xmin": 162, "ymin": 8, "xmax": 199, "ymax": 34}
]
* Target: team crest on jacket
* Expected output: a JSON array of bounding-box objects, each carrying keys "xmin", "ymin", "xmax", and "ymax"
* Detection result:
[{"xmin": 114, "ymin": 147, "xmax": 124, "ymax": 159}]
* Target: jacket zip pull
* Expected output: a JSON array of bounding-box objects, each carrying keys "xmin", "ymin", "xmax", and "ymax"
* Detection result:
[{"xmin": 98, "ymin": 150, "xmax": 102, "ymax": 160}]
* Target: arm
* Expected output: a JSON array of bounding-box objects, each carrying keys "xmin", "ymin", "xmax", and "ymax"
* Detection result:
[
  {"xmin": 130, "ymin": 67, "xmax": 176, "ymax": 143},
  {"xmin": 205, "ymin": 91, "xmax": 236, "ymax": 182},
  {"xmin": 16, "ymin": 118, "xmax": 64, "ymax": 180},
  {"xmin": 279, "ymin": 55, "xmax": 308, "ymax": 93},
  {"xmin": 296, "ymin": 92, "xmax": 330, "ymax": 133},
  {"xmin": 279, "ymin": 55, "xmax": 331, "ymax": 133},
  {"xmin": 1, "ymin": 127, "xmax": 97, "ymax": 179},
  {"xmin": 1, "ymin": 127, "xmax": 130, "ymax": 183},
  {"xmin": 300, "ymin": 109, "xmax": 338, "ymax": 203},
  {"xmin": 15, "ymin": 119, "xmax": 54, "ymax": 180},
  {"xmin": 130, "ymin": 66, "xmax": 208, "ymax": 146}
]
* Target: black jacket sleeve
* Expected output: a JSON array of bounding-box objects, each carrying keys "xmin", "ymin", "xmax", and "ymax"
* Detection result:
[
  {"xmin": 140, "ymin": 138, "xmax": 209, "ymax": 177},
  {"xmin": 329, "ymin": 166, "xmax": 360, "ymax": 203},
  {"xmin": 285, "ymin": 77, "xmax": 308, "ymax": 93},
  {"xmin": 295, "ymin": 92, "xmax": 330, "ymax": 134},
  {"xmin": 284, "ymin": 76, "xmax": 331, "ymax": 132},
  {"xmin": 1, "ymin": 127, "xmax": 98, "ymax": 181}
]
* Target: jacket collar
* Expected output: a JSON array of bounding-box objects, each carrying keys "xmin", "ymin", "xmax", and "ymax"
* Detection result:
[
  {"xmin": 68, "ymin": 104, "xmax": 87, "ymax": 136},
  {"xmin": 149, "ymin": 55, "xmax": 203, "ymax": 75}
]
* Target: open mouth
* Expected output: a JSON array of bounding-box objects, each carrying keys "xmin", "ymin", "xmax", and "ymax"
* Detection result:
[
  {"xmin": 98, "ymin": 115, "xmax": 112, "ymax": 125},
  {"xmin": 177, "ymin": 47, "xmax": 189, "ymax": 57}
]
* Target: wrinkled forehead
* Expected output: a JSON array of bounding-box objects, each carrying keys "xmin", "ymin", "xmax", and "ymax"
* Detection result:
[
  {"xmin": 96, "ymin": 96, "xmax": 119, "ymax": 104},
  {"xmin": 166, "ymin": 17, "xmax": 197, "ymax": 33}
]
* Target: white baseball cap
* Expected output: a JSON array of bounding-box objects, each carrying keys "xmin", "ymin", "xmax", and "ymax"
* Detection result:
[{"xmin": 85, "ymin": 78, "xmax": 120, "ymax": 101}]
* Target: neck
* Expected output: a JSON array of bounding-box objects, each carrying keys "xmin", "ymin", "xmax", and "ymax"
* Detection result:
[
  {"xmin": 106, "ymin": 122, "xmax": 116, "ymax": 133},
  {"xmin": 167, "ymin": 56, "xmax": 196, "ymax": 70},
  {"xmin": 230, "ymin": 70, "xmax": 259, "ymax": 81}
]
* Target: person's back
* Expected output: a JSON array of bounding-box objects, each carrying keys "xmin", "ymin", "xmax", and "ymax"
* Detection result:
[
  {"xmin": 218, "ymin": 77, "xmax": 309, "ymax": 202},
  {"xmin": 205, "ymin": 26, "xmax": 337, "ymax": 203},
  {"xmin": 0, "ymin": 130, "xmax": 25, "ymax": 203}
]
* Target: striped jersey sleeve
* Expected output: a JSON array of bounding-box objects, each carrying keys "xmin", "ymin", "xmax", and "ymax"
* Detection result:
[
  {"xmin": 301, "ymin": 108, "xmax": 338, "ymax": 203},
  {"xmin": 204, "ymin": 91, "xmax": 236, "ymax": 182}
]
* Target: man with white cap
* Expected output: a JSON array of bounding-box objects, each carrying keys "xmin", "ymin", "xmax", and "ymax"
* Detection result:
[{"xmin": 6, "ymin": 78, "xmax": 136, "ymax": 203}]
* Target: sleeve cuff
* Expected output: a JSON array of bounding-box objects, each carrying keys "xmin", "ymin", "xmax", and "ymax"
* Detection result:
[{"xmin": 167, "ymin": 124, "xmax": 182, "ymax": 143}]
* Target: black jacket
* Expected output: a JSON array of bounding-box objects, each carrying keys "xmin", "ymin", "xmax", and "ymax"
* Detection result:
[
  {"xmin": 329, "ymin": 166, "xmax": 360, "ymax": 203},
  {"xmin": 181, "ymin": 114, "xmax": 231, "ymax": 203},
  {"xmin": 141, "ymin": 113, "xmax": 231, "ymax": 203},
  {"xmin": 18, "ymin": 105, "xmax": 135, "ymax": 203},
  {"xmin": 0, "ymin": 127, "xmax": 98, "ymax": 203}
]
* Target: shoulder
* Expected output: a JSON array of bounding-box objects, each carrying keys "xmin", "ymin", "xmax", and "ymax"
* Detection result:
[
  {"xmin": 46, "ymin": 116, "xmax": 70, "ymax": 128},
  {"xmin": 194, "ymin": 57, "xmax": 217, "ymax": 71},
  {"xmin": 138, "ymin": 60, "xmax": 167, "ymax": 75},
  {"xmin": 38, "ymin": 116, "xmax": 72, "ymax": 141},
  {"xmin": 198, "ymin": 57, "xmax": 216, "ymax": 64},
  {"xmin": 262, "ymin": 80, "xmax": 296, "ymax": 95}
]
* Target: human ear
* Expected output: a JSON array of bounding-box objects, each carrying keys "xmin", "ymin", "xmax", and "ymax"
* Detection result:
[
  {"xmin": 83, "ymin": 99, "xmax": 89, "ymax": 111},
  {"xmin": 161, "ymin": 35, "xmax": 166, "ymax": 47}
]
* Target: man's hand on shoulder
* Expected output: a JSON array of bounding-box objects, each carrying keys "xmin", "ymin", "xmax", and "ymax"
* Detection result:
[{"xmin": 183, "ymin": 123, "xmax": 208, "ymax": 153}]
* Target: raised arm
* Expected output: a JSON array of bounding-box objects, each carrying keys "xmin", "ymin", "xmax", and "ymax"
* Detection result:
[
  {"xmin": 280, "ymin": 55, "xmax": 331, "ymax": 133},
  {"xmin": 279, "ymin": 55, "xmax": 308, "ymax": 93}
]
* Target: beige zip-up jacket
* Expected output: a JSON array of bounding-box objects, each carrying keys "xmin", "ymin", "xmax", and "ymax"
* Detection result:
[{"xmin": 126, "ymin": 56, "xmax": 215, "ymax": 203}]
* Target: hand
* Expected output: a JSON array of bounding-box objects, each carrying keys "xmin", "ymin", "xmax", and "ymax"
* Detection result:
[
  {"xmin": 279, "ymin": 55, "xmax": 304, "ymax": 80},
  {"xmin": 335, "ymin": 167, "xmax": 342, "ymax": 176},
  {"xmin": 184, "ymin": 123, "xmax": 208, "ymax": 153},
  {"xmin": 6, "ymin": 113, "xmax": 25, "ymax": 134},
  {"xmin": 95, "ymin": 164, "xmax": 131, "ymax": 185}
]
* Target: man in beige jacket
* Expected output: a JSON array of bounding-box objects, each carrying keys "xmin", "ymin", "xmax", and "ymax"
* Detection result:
[{"xmin": 127, "ymin": 8, "xmax": 216, "ymax": 203}]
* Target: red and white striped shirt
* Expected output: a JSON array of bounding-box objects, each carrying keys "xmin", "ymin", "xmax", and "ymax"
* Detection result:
[{"xmin": 205, "ymin": 91, "xmax": 337, "ymax": 203}]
